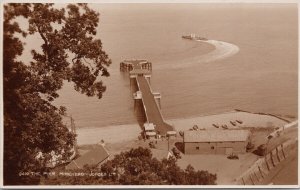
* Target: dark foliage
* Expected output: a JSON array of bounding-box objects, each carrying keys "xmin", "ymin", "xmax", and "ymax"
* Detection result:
[
  {"xmin": 43, "ymin": 147, "xmax": 217, "ymax": 185},
  {"xmin": 3, "ymin": 3, "xmax": 111, "ymax": 185}
]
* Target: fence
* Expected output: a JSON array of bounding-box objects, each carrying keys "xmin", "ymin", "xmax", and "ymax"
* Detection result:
[{"xmin": 235, "ymin": 139, "xmax": 296, "ymax": 185}]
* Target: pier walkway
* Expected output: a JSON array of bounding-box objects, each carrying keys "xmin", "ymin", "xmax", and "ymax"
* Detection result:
[
  {"xmin": 136, "ymin": 75, "xmax": 173, "ymax": 134},
  {"xmin": 121, "ymin": 60, "xmax": 173, "ymax": 135}
]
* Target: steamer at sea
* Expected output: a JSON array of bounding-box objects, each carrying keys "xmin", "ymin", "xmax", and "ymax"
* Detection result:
[{"xmin": 182, "ymin": 33, "xmax": 208, "ymax": 41}]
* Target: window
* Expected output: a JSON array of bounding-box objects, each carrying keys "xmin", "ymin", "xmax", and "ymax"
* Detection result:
[
  {"xmin": 196, "ymin": 146, "xmax": 199, "ymax": 150},
  {"xmin": 211, "ymin": 146, "xmax": 215, "ymax": 150}
]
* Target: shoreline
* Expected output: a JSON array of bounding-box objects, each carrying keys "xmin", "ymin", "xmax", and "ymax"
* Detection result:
[{"xmin": 76, "ymin": 110, "xmax": 292, "ymax": 146}]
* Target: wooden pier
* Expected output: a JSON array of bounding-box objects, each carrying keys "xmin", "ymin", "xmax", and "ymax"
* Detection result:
[{"xmin": 120, "ymin": 59, "xmax": 173, "ymax": 136}]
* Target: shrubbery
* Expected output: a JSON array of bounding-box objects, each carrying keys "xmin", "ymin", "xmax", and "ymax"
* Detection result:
[{"xmin": 43, "ymin": 147, "xmax": 217, "ymax": 185}]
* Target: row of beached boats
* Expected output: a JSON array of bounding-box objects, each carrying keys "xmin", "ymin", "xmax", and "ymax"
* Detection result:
[
  {"xmin": 190, "ymin": 124, "xmax": 206, "ymax": 131},
  {"xmin": 187, "ymin": 119, "xmax": 244, "ymax": 132},
  {"xmin": 212, "ymin": 120, "xmax": 243, "ymax": 129}
]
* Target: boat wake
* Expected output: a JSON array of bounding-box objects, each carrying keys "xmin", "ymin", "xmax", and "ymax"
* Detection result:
[
  {"xmin": 200, "ymin": 40, "xmax": 240, "ymax": 63},
  {"xmin": 156, "ymin": 39, "xmax": 240, "ymax": 70}
]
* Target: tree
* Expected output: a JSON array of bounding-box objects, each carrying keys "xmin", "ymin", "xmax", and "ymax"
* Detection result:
[
  {"xmin": 3, "ymin": 3, "xmax": 111, "ymax": 185},
  {"xmin": 103, "ymin": 147, "xmax": 217, "ymax": 185},
  {"xmin": 42, "ymin": 147, "xmax": 217, "ymax": 185}
]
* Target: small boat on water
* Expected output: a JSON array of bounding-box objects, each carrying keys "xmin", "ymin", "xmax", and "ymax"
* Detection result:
[
  {"xmin": 212, "ymin": 124, "xmax": 219, "ymax": 128},
  {"xmin": 230, "ymin": 121, "xmax": 236, "ymax": 126},
  {"xmin": 182, "ymin": 33, "xmax": 208, "ymax": 41}
]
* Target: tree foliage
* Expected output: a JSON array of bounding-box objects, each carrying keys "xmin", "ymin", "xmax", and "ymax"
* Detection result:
[
  {"xmin": 3, "ymin": 3, "xmax": 111, "ymax": 185},
  {"xmin": 43, "ymin": 147, "xmax": 217, "ymax": 185}
]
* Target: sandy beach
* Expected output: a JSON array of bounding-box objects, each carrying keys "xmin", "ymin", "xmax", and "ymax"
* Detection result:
[
  {"xmin": 76, "ymin": 111, "xmax": 289, "ymax": 145},
  {"xmin": 168, "ymin": 111, "xmax": 288, "ymax": 131},
  {"xmin": 76, "ymin": 124, "xmax": 141, "ymax": 145}
]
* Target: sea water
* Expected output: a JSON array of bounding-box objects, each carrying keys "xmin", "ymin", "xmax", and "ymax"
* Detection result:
[{"xmin": 53, "ymin": 4, "xmax": 298, "ymax": 128}]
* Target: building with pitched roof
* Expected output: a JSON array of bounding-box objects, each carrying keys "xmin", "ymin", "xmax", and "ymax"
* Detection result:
[
  {"xmin": 183, "ymin": 130, "xmax": 251, "ymax": 155},
  {"xmin": 65, "ymin": 144, "xmax": 109, "ymax": 170}
]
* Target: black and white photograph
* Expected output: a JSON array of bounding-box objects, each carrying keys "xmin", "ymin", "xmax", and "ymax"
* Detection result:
[{"xmin": 1, "ymin": 0, "xmax": 299, "ymax": 187}]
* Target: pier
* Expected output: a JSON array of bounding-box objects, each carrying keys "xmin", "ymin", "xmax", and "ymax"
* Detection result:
[{"xmin": 120, "ymin": 59, "xmax": 174, "ymax": 136}]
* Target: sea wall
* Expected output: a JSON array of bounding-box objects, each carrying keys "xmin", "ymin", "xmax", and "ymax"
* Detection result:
[{"xmin": 234, "ymin": 109, "xmax": 291, "ymax": 123}]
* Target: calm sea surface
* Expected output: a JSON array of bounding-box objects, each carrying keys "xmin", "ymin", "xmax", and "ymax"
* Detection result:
[{"xmin": 53, "ymin": 4, "xmax": 298, "ymax": 128}]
